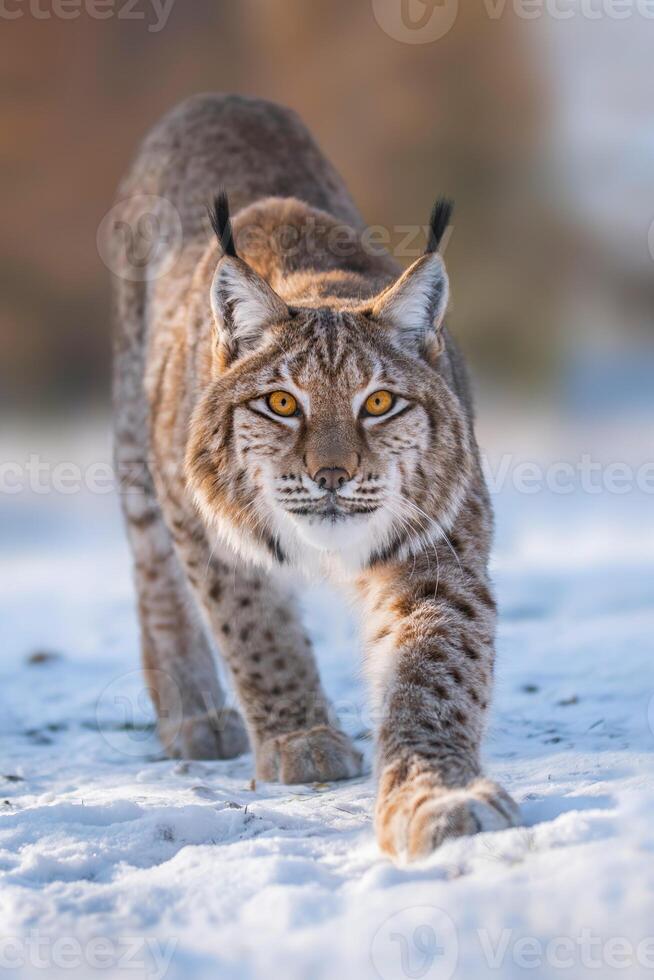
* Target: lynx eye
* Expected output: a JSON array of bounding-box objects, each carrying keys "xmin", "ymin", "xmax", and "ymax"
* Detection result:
[
  {"xmin": 267, "ymin": 390, "xmax": 298, "ymax": 417},
  {"xmin": 364, "ymin": 389, "xmax": 394, "ymax": 417}
]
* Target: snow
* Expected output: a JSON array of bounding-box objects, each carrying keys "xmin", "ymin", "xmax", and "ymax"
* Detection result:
[{"xmin": 1, "ymin": 420, "xmax": 653, "ymax": 980}]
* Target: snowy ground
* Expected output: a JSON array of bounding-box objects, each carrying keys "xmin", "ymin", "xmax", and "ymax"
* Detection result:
[{"xmin": 1, "ymin": 418, "xmax": 653, "ymax": 980}]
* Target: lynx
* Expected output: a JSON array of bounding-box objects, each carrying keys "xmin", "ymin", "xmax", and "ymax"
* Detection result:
[{"xmin": 111, "ymin": 93, "xmax": 519, "ymax": 861}]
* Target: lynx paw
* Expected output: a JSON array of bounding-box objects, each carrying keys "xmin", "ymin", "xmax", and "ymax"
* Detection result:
[
  {"xmin": 160, "ymin": 708, "xmax": 250, "ymax": 760},
  {"xmin": 257, "ymin": 725, "xmax": 364, "ymax": 784},
  {"xmin": 377, "ymin": 772, "xmax": 520, "ymax": 862}
]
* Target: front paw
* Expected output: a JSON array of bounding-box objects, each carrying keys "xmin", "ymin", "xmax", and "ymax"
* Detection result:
[
  {"xmin": 256, "ymin": 725, "xmax": 364, "ymax": 784},
  {"xmin": 160, "ymin": 708, "xmax": 250, "ymax": 760},
  {"xmin": 376, "ymin": 768, "xmax": 520, "ymax": 861}
]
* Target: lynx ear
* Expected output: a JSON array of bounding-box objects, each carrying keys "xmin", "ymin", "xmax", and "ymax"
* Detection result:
[
  {"xmin": 371, "ymin": 252, "xmax": 449, "ymax": 354},
  {"xmin": 371, "ymin": 197, "xmax": 452, "ymax": 358},
  {"xmin": 210, "ymin": 256, "xmax": 289, "ymax": 363},
  {"xmin": 208, "ymin": 190, "xmax": 289, "ymax": 365}
]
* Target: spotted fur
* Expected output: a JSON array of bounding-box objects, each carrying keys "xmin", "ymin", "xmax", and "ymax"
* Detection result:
[{"xmin": 111, "ymin": 94, "xmax": 519, "ymax": 862}]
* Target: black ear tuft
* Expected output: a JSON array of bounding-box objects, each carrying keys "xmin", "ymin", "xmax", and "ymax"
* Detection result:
[
  {"xmin": 208, "ymin": 189, "xmax": 238, "ymax": 258},
  {"xmin": 426, "ymin": 197, "xmax": 454, "ymax": 254}
]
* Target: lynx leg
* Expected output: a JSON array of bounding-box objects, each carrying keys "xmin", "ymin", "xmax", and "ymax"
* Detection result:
[
  {"xmin": 164, "ymin": 509, "xmax": 363, "ymax": 784},
  {"xmin": 111, "ymin": 263, "xmax": 247, "ymax": 759},
  {"xmin": 119, "ymin": 465, "xmax": 248, "ymax": 760},
  {"xmin": 361, "ymin": 552, "xmax": 520, "ymax": 861}
]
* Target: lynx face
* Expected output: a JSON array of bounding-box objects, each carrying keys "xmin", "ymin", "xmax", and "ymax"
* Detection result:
[{"xmin": 187, "ymin": 208, "xmax": 473, "ymax": 571}]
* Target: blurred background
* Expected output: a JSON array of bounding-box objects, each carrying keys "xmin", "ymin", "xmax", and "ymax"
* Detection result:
[{"xmin": 2, "ymin": 0, "xmax": 653, "ymax": 420}]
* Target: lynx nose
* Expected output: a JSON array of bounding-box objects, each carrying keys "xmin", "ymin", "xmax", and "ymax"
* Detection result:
[{"xmin": 313, "ymin": 466, "xmax": 351, "ymax": 492}]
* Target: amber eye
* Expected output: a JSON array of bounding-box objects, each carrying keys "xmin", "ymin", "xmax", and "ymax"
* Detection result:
[
  {"xmin": 364, "ymin": 389, "xmax": 394, "ymax": 417},
  {"xmin": 267, "ymin": 390, "xmax": 298, "ymax": 417}
]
